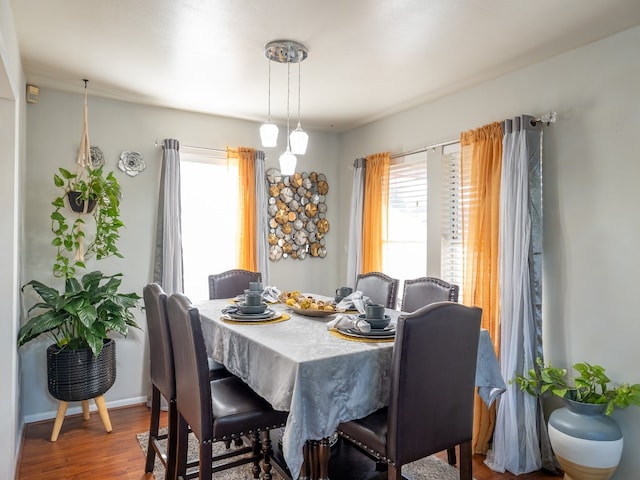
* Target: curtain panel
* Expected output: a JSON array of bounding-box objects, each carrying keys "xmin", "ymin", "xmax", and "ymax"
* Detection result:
[
  {"xmin": 255, "ymin": 150, "xmax": 270, "ymax": 285},
  {"xmin": 228, "ymin": 147, "xmax": 258, "ymax": 272},
  {"xmin": 361, "ymin": 152, "xmax": 390, "ymax": 274},
  {"xmin": 487, "ymin": 116, "xmax": 553, "ymax": 474},
  {"xmin": 346, "ymin": 158, "xmax": 366, "ymax": 287},
  {"xmin": 153, "ymin": 138, "xmax": 184, "ymax": 294},
  {"xmin": 460, "ymin": 122, "xmax": 503, "ymax": 455}
]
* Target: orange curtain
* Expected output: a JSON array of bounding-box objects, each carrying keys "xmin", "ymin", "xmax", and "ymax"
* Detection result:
[
  {"xmin": 460, "ymin": 122, "xmax": 503, "ymax": 454},
  {"xmin": 361, "ymin": 152, "xmax": 390, "ymax": 273},
  {"xmin": 228, "ymin": 147, "xmax": 257, "ymax": 271}
]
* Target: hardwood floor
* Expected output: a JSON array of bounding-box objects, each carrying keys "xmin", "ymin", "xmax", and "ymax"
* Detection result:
[{"xmin": 17, "ymin": 403, "xmax": 560, "ymax": 480}]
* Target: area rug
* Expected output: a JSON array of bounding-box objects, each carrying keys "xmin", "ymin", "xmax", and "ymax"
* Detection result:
[{"xmin": 136, "ymin": 429, "xmax": 468, "ymax": 479}]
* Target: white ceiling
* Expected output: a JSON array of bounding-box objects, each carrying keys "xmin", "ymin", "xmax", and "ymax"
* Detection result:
[{"xmin": 10, "ymin": 0, "xmax": 640, "ymax": 132}]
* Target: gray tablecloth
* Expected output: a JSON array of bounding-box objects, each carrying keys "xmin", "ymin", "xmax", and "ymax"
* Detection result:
[{"xmin": 197, "ymin": 299, "xmax": 505, "ymax": 478}]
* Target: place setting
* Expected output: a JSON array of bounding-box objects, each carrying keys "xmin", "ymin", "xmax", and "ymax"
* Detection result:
[
  {"xmin": 222, "ymin": 282, "xmax": 289, "ymax": 324},
  {"xmin": 327, "ymin": 303, "xmax": 396, "ymax": 342}
]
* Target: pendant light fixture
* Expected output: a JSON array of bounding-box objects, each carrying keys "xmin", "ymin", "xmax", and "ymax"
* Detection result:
[
  {"xmin": 289, "ymin": 62, "xmax": 309, "ymax": 155},
  {"xmin": 259, "ymin": 59, "xmax": 278, "ymax": 147},
  {"xmin": 262, "ymin": 40, "xmax": 308, "ymax": 175},
  {"xmin": 278, "ymin": 61, "xmax": 297, "ymax": 175}
]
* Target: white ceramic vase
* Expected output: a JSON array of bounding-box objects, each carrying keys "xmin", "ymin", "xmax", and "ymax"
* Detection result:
[{"xmin": 548, "ymin": 398, "xmax": 623, "ymax": 480}]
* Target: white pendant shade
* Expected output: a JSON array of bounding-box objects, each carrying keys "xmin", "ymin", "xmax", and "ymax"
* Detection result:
[
  {"xmin": 260, "ymin": 122, "xmax": 279, "ymax": 148},
  {"xmin": 279, "ymin": 149, "xmax": 297, "ymax": 175},
  {"xmin": 289, "ymin": 123, "xmax": 309, "ymax": 155}
]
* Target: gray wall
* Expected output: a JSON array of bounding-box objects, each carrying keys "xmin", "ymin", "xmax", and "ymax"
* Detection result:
[
  {"xmin": 337, "ymin": 25, "xmax": 640, "ymax": 479},
  {"xmin": 0, "ymin": 0, "xmax": 25, "ymax": 478}
]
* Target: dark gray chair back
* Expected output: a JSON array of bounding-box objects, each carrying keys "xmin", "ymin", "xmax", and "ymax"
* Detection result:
[
  {"xmin": 143, "ymin": 283, "xmax": 174, "ymax": 400},
  {"xmin": 166, "ymin": 293, "xmax": 213, "ymax": 442},
  {"xmin": 400, "ymin": 276, "xmax": 459, "ymax": 313},
  {"xmin": 355, "ymin": 272, "xmax": 399, "ymax": 309},
  {"xmin": 387, "ymin": 302, "xmax": 481, "ymax": 466},
  {"xmin": 208, "ymin": 269, "xmax": 262, "ymax": 299}
]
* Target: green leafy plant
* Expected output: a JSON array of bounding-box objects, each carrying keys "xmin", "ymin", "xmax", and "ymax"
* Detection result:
[
  {"xmin": 514, "ymin": 357, "xmax": 640, "ymax": 415},
  {"xmin": 51, "ymin": 166, "xmax": 124, "ymax": 279},
  {"xmin": 18, "ymin": 271, "xmax": 140, "ymax": 357}
]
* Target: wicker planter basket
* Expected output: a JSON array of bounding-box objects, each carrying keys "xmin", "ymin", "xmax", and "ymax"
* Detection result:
[{"xmin": 47, "ymin": 339, "xmax": 116, "ymax": 402}]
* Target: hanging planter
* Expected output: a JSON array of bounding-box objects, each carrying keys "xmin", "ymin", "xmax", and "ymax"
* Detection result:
[
  {"xmin": 66, "ymin": 190, "xmax": 97, "ymax": 213},
  {"xmin": 49, "ymin": 80, "xmax": 125, "ymax": 279}
]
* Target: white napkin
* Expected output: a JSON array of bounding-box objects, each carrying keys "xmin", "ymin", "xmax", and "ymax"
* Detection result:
[
  {"xmin": 326, "ymin": 314, "xmax": 371, "ymax": 332},
  {"xmin": 336, "ymin": 290, "xmax": 370, "ymax": 314},
  {"xmin": 262, "ymin": 286, "xmax": 281, "ymax": 303}
]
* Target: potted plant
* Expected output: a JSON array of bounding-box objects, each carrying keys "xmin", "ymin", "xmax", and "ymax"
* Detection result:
[
  {"xmin": 514, "ymin": 358, "xmax": 640, "ymax": 480},
  {"xmin": 51, "ymin": 165, "xmax": 124, "ymax": 279}
]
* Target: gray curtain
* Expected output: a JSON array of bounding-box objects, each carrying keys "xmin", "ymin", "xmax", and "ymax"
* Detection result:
[
  {"xmin": 486, "ymin": 116, "xmax": 553, "ymax": 473},
  {"xmin": 346, "ymin": 158, "xmax": 366, "ymax": 287},
  {"xmin": 153, "ymin": 138, "xmax": 184, "ymax": 294},
  {"xmin": 255, "ymin": 150, "xmax": 270, "ymax": 284}
]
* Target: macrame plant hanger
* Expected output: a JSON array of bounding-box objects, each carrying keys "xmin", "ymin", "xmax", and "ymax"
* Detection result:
[{"xmin": 74, "ymin": 79, "xmax": 92, "ymax": 261}]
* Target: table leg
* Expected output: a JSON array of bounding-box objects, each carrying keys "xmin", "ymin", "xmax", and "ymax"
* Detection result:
[
  {"xmin": 317, "ymin": 437, "xmax": 330, "ymax": 480},
  {"xmin": 309, "ymin": 440, "xmax": 319, "ymax": 479},
  {"xmin": 299, "ymin": 441, "xmax": 310, "ymax": 480}
]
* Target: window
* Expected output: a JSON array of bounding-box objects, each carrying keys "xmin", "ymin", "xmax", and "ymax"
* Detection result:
[
  {"xmin": 440, "ymin": 144, "xmax": 464, "ymax": 300},
  {"xmin": 383, "ymin": 155, "xmax": 428, "ymax": 283},
  {"xmin": 382, "ymin": 144, "xmax": 464, "ymax": 304},
  {"xmin": 180, "ymin": 150, "xmax": 238, "ymax": 302}
]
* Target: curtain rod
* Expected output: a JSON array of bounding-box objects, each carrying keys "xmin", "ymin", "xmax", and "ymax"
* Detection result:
[
  {"xmin": 390, "ymin": 139, "xmax": 459, "ymax": 160},
  {"xmin": 153, "ymin": 139, "xmax": 226, "ymax": 153}
]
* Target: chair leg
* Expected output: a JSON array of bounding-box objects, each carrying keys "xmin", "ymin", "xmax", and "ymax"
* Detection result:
[
  {"xmin": 250, "ymin": 431, "xmax": 261, "ymax": 479},
  {"xmin": 447, "ymin": 446, "xmax": 457, "ymax": 466},
  {"xmin": 166, "ymin": 399, "xmax": 178, "ymax": 480},
  {"xmin": 175, "ymin": 414, "xmax": 189, "ymax": 479},
  {"xmin": 260, "ymin": 430, "xmax": 275, "ymax": 480},
  {"xmin": 459, "ymin": 440, "xmax": 473, "ymax": 480},
  {"xmin": 145, "ymin": 386, "xmax": 161, "ymax": 473},
  {"xmin": 388, "ymin": 464, "xmax": 402, "ymax": 480},
  {"xmin": 199, "ymin": 440, "xmax": 212, "ymax": 480}
]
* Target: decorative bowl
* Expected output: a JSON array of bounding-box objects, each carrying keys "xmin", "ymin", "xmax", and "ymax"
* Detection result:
[
  {"xmin": 358, "ymin": 314, "xmax": 391, "ymax": 330},
  {"xmin": 238, "ymin": 303, "xmax": 268, "ymax": 314}
]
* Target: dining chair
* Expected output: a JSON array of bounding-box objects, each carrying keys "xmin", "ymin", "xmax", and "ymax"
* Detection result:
[
  {"xmin": 166, "ymin": 293, "xmax": 288, "ymax": 480},
  {"xmin": 337, "ymin": 301, "xmax": 482, "ymax": 480},
  {"xmin": 355, "ymin": 271, "xmax": 399, "ymax": 309},
  {"xmin": 400, "ymin": 276, "xmax": 459, "ymax": 313},
  {"xmin": 208, "ymin": 269, "xmax": 262, "ymax": 300},
  {"xmin": 143, "ymin": 283, "xmax": 179, "ymax": 480}
]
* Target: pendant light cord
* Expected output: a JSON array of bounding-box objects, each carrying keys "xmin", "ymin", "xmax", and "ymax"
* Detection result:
[{"xmin": 286, "ymin": 61, "xmax": 291, "ymax": 148}]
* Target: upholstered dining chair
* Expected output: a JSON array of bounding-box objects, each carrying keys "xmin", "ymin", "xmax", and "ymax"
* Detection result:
[
  {"xmin": 208, "ymin": 269, "xmax": 262, "ymax": 300},
  {"xmin": 337, "ymin": 302, "xmax": 482, "ymax": 480},
  {"xmin": 355, "ymin": 271, "xmax": 399, "ymax": 309},
  {"xmin": 143, "ymin": 283, "xmax": 178, "ymax": 480},
  {"xmin": 400, "ymin": 276, "xmax": 459, "ymax": 313},
  {"xmin": 166, "ymin": 293, "xmax": 288, "ymax": 480}
]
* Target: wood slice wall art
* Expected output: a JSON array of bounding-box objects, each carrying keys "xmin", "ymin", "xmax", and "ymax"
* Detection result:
[{"xmin": 266, "ymin": 168, "xmax": 329, "ymax": 261}]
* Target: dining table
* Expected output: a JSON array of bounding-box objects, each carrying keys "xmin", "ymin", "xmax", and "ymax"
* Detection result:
[{"xmin": 196, "ymin": 296, "xmax": 506, "ymax": 480}]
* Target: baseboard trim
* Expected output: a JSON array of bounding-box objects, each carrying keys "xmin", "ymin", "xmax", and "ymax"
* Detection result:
[{"xmin": 23, "ymin": 396, "xmax": 148, "ymax": 424}]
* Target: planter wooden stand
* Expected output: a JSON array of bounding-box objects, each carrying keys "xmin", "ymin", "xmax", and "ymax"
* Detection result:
[{"xmin": 47, "ymin": 339, "xmax": 116, "ymax": 441}]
